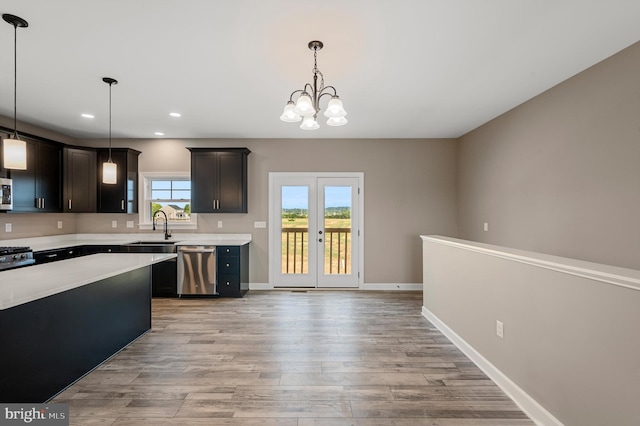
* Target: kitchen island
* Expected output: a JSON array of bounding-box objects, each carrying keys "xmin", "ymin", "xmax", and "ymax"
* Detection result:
[{"xmin": 0, "ymin": 252, "xmax": 175, "ymax": 403}]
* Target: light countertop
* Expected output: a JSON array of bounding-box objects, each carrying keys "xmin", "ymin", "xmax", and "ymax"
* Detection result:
[
  {"xmin": 1, "ymin": 233, "xmax": 252, "ymax": 252},
  {"xmin": 0, "ymin": 253, "xmax": 176, "ymax": 310}
]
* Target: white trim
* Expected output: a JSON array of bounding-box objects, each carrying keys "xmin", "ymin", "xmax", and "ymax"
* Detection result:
[
  {"xmin": 138, "ymin": 171, "xmax": 198, "ymax": 230},
  {"xmin": 421, "ymin": 306, "xmax": 563, "ymax": 426},
  {"xmin": 249, "ymin": 283, "xmax": 421, "ymax": 291},
  {"xmin": 360, "ymin": 283, "xmax": 422, "ymax": 291},
  {"xmin": 421, "ymin": 235, "xmax": 640, "ymax": 292},
  {"xmin": 268, "ymin": 172, "xmax": 365, "ymax": 288}
]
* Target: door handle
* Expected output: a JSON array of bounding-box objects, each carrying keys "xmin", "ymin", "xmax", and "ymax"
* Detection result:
[
  {"xmin": 68, "ymin": 199, "xmax": 72, "ymax": 210},
  {"xmin": 121, "ymin": 200, "xmax": 125, "ymax": 210},
  {"xmin": 319, "ymin": 238, "xmax": 323, "ymax": 243}
]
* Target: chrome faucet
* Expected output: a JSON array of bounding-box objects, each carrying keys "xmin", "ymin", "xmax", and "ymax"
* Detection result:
[{"xmin": 152, "ymin": 210, "xmax": 171, "ymax": 240}]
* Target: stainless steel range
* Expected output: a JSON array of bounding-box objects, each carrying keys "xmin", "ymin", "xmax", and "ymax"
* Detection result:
[{"xmin": 0, "ymin": 247, "xmax": 35, "ymax": 271}]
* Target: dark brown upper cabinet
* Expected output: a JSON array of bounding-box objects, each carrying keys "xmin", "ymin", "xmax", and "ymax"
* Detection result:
[
  {"xmin": 96, "ymin": 148, "xmax": 140, "ymax": 213},
  {"xmin": 9, "ymin": 139, "xmax": 62, "ymax": 212},
  {"xmin": 188, "ymin": 148, "xmax": 250, "ymax": 213},
  {"xmin": 63, "ymin": 146, "xmax": 97, "ymax": 213}
]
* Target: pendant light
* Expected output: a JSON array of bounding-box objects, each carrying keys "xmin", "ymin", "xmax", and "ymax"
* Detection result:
[
  {"xmin": 102, "ymin": 77, "xmax": 118, "ymax": 184},
  {"xmin": 2, "ymin": 14, "xmax": 29, "ymax": 170}
]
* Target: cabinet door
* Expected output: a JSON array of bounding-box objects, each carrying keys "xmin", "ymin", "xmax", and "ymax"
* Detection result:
[
  {"xmin": 217, "ymin": 152, "xmax": 247, "ymax": 213},
  {"xmin": 64, "ymin": 148, "xmax": 97, "ymax": 212},
  {"xmin": 36, "ymin": 142, "xmax": 62, "ymax": 212},
  {"xmin": 10, "ymin": 140, "xmax": 38, "ymax": 211},
  {"xmin": 97, "ymin": 150, "xmax": 126, "ymax": 212},
  {"xmin": 97, "ymin": 149, "xmax": 139, "ymax": 213},
  {"xmin": 125, "ymin": 149, "xmax": 139, "ymax": 214},
  {"xmin": 10, "ymin": 140, "xmax": 62, "ymax": 212},
  {"xmin": 190, "ymin": 151, "xmax": 217, "ymax": 213}
]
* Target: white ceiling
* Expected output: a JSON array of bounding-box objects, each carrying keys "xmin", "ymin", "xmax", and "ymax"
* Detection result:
[{"xmin": 1, "ymin": 0, "xmax": 639, "ymax": 140}]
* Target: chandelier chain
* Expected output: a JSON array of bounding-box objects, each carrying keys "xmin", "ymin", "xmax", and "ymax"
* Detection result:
[{"xmin": 312, "ymin": 49, "xmax": 325, "ymax": 92}]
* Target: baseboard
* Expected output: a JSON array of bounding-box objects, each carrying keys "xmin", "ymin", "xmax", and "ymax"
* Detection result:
[
  {"xmin": 251, "ymin": 283, "xmax": 422, "ymax": 291},
  {"xmin": 359, "ymin": 283, "xmax": 422, "ymax": 291},
  {"xmin": 421, "ymin": 306, "xmax": 563, "ymax": 426}
]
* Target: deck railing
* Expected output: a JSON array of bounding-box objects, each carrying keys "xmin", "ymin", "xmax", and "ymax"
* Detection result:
[{"xmin": 281, "ymin": 228, "xmax": 351, "ymax": 274}]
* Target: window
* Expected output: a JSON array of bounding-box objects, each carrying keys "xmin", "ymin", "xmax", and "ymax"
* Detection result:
[{"xmin": 139, "ymin": 172, "xmax": 197, "ymax": 229}]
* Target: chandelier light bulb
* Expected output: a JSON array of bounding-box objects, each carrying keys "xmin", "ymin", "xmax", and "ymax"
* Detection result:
[
  {"xmin": 300, "ymin": 116, "xmax": 320, "ymax": 130},
  {"xmin": 280, "ymin": 101, "xmax": 302, "ymax": 122}
]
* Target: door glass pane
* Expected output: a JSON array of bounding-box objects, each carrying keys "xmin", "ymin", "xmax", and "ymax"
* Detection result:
[
  {"xmin": 281, "ymin": 186, "xmax": 309, "ymax": 274},
  {"xmin": 323, "ymin": 186, "xmax": 352, "ymax": 275}
]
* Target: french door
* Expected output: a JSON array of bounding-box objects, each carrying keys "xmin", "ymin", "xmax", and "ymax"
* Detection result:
[{"xmin": 269, "ymin": 173, "xmax": 363, "ymax": 288}]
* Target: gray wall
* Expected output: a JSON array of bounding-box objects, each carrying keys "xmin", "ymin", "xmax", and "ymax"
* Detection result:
[
  {"xmin": 422, "ymin": 237, "xmax": 640, "ymax": 426},
  {"xmin": 458, "ymin": 41, "xmax": 640, "ymax": 269},
  {"xmin": 2, "ymin": 137, "xmax": 458, "ymax": 284}
]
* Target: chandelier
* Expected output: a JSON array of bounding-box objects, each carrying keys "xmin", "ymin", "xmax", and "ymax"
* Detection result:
[{"xmin": 280, "ymin": 40, "xmax": 347, "ymax": 130}]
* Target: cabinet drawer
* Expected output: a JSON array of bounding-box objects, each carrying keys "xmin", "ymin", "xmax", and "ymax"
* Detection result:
[
  {"xmin": 217, "ymin": 274, "xmax": 240, "ymax": 297},
  {"xmin": 218, "ymin": 246, "xmax": 240, "ymax": 256},
  {"xmin": 218, "ymin": 256, "xmax": 239, "ymax": 274}
]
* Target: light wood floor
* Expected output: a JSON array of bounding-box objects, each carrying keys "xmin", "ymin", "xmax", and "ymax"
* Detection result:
[{"xmin": 53, "ymin": 290, "xmax": 534, "ymax": 425}]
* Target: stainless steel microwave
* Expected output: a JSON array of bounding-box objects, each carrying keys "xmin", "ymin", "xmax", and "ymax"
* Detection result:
[{"xmin": 0, "ymin": 178, "xmax": 13, "ymax": 211}]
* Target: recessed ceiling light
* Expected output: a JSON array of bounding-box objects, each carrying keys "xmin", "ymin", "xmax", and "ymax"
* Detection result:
[
  {"xmin": 81, "ymin": 113, "xmax": 95, "ymax": 119},
  {"xmin": 154, "ymin": 132, "xmax": 165, "ymax": 136},
  {"xmin": 169, "ymin": 112, "xmax": 181, "ymax": 117}
]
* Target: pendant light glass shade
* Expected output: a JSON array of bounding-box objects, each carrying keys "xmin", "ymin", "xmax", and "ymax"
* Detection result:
[
  {"xmin": 300, "ymin": 116, "xmax": 320, "ymax": 130},
  {"xmin": 326, "ymin": 116, "xmax": 348, "ymax": 127},
  {"xmin": 102, "ymin": 161, "xmax": 117, "ymax": 184},
  {"xmin": 323, "ymin": 97, "xmax": 347, "ymax": 118},
  {"xmin": 2, "ymin": 137, "xmax": 27, "ymax": 170},
  {"xmin": 294, "ymin": 93, "xmax": 315, "ymax": 117},
  {"xmin": 280, "ymin": 101, "xmax": 302, "ymax": 122}
]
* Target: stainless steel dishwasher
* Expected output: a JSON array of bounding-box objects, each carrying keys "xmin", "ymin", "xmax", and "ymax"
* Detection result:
[{"xmin": 177, "ymin": 245, "xmax": 216, "ymax": 296}]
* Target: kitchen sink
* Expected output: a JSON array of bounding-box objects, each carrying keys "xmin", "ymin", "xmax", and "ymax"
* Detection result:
[
  {"xmin": 124, "ymin": 241, "xmax": 177, "ymax": 253},
  {"xmin": 129, "ymin": 241, "xmax": 176, "ymax": 245}
]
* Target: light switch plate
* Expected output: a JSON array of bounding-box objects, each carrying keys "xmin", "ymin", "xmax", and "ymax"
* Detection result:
[
  {"xmin": 5, "ymin": 223, "xmax": 12, "ymax": 233},
  {"xmin": 254, "ymin": 221, "xmax": 267, "ymax": 228},
  {"xmin": 57, "ymin": 221, "xmax": 63, "ymax": 229},
  {"xmin": 217, "ymin": 221, "xmax": 223, "ymax": 228},
  {"xmin": 126, "ymin": 221, "xmax": 134, "ymax": 228},
  {"xmin": 111, "ymin": 220, "xmax": 117, "ymax": 228}
]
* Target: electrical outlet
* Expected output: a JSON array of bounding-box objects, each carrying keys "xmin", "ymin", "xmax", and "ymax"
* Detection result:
[
  {"xmin": 484, "ymin": 222, "xmax": 489, "ymax": 232},
  {"xmin": 217, "ymin": 221, "xmax": 223, "ymax": 228},
  {"xmin": 126, "ymin": 221, "xmax": 134, "ymax": 228},
  {"xmin": 57, "ymin": 221, "xmax": 63, "ymax": 229},
  {"xmin": 496, "ymin": 320, "xmax": 504, "ymax": 339},
  {"xmin": 111, "ymin": 220, "xmax": 117, "ymax": 228},
  {"xmin": 5, "ymin": 223, "xmax": 12, "ymax": 233}
]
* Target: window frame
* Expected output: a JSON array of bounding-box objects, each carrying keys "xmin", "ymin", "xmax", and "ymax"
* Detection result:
[{"xmin": 138, "ymin": 171, "xmax": 197, "ymax": 230}]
